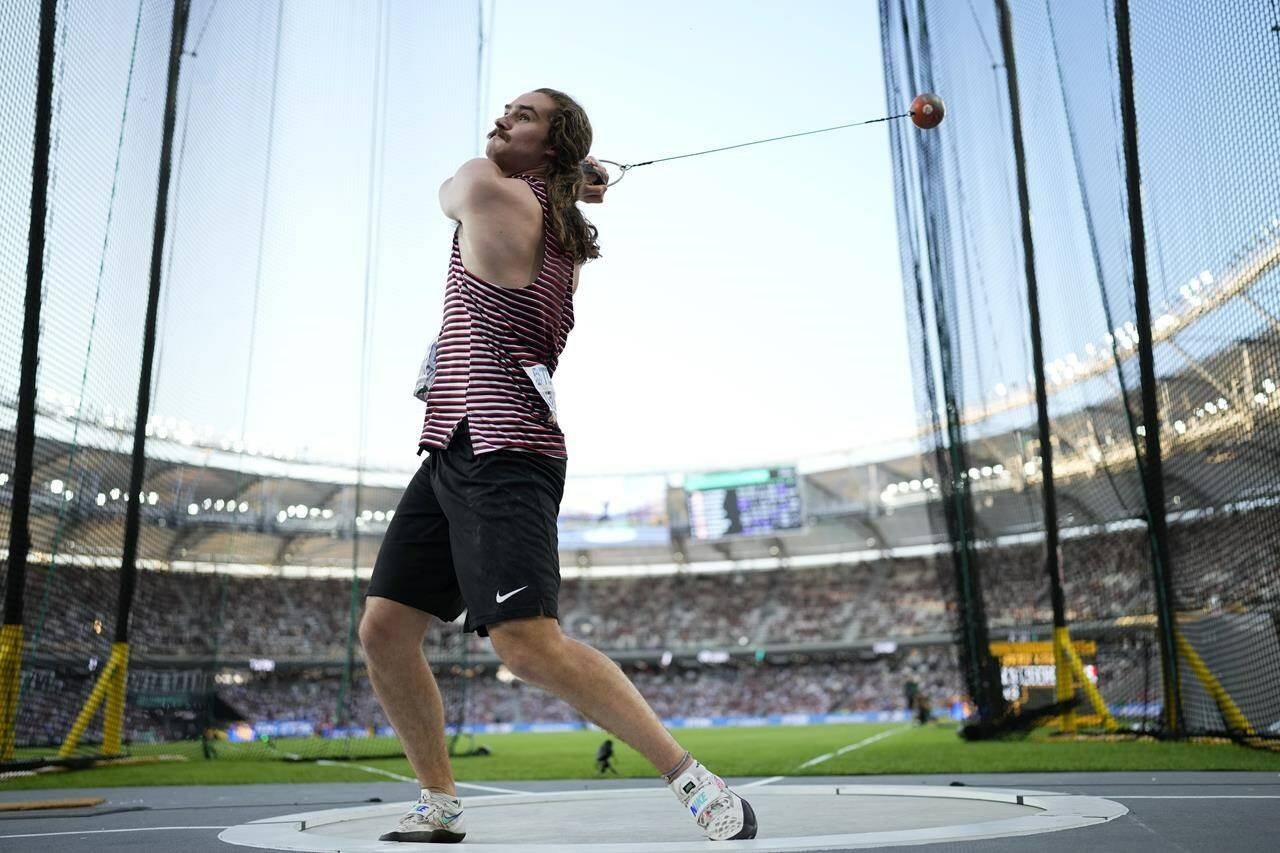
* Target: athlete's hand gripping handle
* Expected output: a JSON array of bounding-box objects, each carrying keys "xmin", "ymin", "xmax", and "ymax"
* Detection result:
[{"xmin": 579, "ymin": 156, "xmax": 609, "ymax": 203}]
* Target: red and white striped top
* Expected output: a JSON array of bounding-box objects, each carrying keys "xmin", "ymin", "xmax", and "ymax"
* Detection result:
[{"xmin": 418, "ymin": 175, "xmax": 576, "ymax": 458}]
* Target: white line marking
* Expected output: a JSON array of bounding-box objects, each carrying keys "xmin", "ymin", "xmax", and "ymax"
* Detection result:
[
  {"xmin": 742, "ymin": 726, "xmax": 913, "ymax": 788},
  {"xmin": 795, "ymin": 752, "xmax": 834, "ymax": 769},
  {"xmin": 453, "ymin": 781, "xmax": 531, "ymax": 795},
  {"xmin": 1104, "ymin": 795, "xmax": 1280, "ymax": 799},
  {"xmin": 0, "ymin": 826, "xmax": 229, "ymax": 840},
  {"xmin": 795, "ymin": 726, "xmax": 908, "ymax": 771},
  {"xmin": 739, "ymin": 775, "xmax": 786, "ymax": 788},
  {"xmin": 316, "ymin": 760, "xmax": 529, "ymax": 795},
  {"xmin": 316, "ymin": 760, "xmax": 416, "ymax": 783}
]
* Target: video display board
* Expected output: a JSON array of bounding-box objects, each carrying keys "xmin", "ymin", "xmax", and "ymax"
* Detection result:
[{"xmin": 684, "ymin": 467, "xmax": 803, "ymax": 540}]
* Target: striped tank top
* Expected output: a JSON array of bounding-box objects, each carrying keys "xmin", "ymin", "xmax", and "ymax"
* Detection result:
[{"xmin": 418, "ymin": 174, "xmax": 576, "ymax": 458}]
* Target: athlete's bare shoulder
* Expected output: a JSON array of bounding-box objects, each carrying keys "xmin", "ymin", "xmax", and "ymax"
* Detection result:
[
  {"xmin": 439, "ymin": 158, "xmax": 535, "ymax": 223},
  {"xmin": 445, "ymin": 161, "xmax": 546, "ymax": 290}
]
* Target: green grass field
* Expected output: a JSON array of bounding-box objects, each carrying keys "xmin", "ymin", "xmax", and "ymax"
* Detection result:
[{"xmin": 4, "ymin": 723, "xmax": 1278, "ymax": 791}]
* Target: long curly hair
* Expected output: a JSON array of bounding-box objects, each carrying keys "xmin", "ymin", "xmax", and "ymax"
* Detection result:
[{"xmin": 533, "ymin": 88, "xmax": 601, "ymax": 264}]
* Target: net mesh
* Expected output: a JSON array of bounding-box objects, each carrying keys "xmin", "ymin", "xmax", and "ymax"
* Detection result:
[
  {"xmin": 881, "ymin": 0, "xmax": 1280, "ymax": 739},
  {"xmin": 1, "ymin": 0, "xmax": 483, "ymax": 762},
  {"xmin": 7, "ymin": 0, "xmax": 1276, "ymax": 767}
]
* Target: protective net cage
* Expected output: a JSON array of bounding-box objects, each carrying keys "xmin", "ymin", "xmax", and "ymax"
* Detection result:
[
  {"xmin": 0, "ymin": 0, "xmax": 484, "ymax": 764},
  {"xmin": 881, "ymin": 0, "xmax": 1280, "ymax": 741}
]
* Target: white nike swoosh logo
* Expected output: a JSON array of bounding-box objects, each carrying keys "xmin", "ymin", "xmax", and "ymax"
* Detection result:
[{"xmin": 495, "ymin": 586, "xmax": 529, "ymax": 604}]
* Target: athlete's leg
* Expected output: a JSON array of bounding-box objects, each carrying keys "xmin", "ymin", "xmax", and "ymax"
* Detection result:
[
  {"xmin": 359, "ymin": 596, "xmax": 456, "ymax": 795},
  {"xmin": 486, "ymin": 616, "xmax": 689, "ymax": 778}
]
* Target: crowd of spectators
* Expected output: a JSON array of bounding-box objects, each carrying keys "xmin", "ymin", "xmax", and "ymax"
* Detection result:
[
  {"xmin": 15, "ymin": 557, "xmax": 947, "ymax": 663},
  {"xmin": 13, "ymin": 649, "xmax": 963, "ymax": 747},
  {"xmin": 217, "ymin": 646, "xmax": 963, "ymax": 730},
  {"xmin": 10, "ymin": 505, "xmax": 1275, "ymax": 745},
  {"xmin": 16, "ymin": 506, "xmax": 1278, "ymax": 662}
]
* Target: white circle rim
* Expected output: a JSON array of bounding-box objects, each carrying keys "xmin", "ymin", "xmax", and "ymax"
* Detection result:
[{"xmin": 218, "ymin": 783, "xmax": 1128, "ymax": 852}]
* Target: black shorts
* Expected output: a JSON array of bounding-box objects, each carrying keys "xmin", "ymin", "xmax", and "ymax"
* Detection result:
[{"xmin": 367, "ymin": 419, "xmax": 566, "ymax": 636}]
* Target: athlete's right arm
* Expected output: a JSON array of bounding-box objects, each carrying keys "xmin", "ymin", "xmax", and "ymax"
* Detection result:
[{"xmin": 439, "ymin": 158, "xmax": 510, "ymax": 222}]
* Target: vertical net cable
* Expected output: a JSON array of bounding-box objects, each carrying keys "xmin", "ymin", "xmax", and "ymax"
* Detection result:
[{"xmin": 880, "ymin": 0, "xmax": 1280, "ymax": 741}]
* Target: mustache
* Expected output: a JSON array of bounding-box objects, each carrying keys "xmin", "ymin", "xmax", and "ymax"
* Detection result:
[{"xmin": 487, "ymin": 129, "xmax": 508, "ymax": 141}]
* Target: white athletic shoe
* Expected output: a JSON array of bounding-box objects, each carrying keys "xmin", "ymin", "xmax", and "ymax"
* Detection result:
[
  {"xmin": 668, "ymin": 760, "xmax": 758, "ymax": 841},
  {"xmin": 378, "ymin": 791, "xmax": 466, "ymax": 843}
]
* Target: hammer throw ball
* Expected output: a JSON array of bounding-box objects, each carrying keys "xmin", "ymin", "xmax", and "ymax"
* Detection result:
[{"xmin": 910, "ymin": 93, "xmax": 945, "ymax": 129}]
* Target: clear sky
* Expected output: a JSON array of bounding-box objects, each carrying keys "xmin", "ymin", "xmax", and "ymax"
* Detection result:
[
  {"xmin": 481, "ymin": 0, "xmax": 915, "ymax": 475},
  {"xmin": 1, "ymin": 0, "xmax": 917, "ymax": 478}
]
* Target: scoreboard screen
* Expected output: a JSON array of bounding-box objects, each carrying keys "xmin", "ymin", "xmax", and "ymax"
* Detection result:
[{"xmin": 684, "ymin": 467, "xmax": 803, "ymax": 540}]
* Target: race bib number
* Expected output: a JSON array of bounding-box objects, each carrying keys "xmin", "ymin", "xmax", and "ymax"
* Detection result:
[
  {"xmin": 413, "ymin": 338, "xmax": 439, "ymax": 402},
  {"xmin": 523, "ymin": 363, "xmax": 558, "ymax": 423}
]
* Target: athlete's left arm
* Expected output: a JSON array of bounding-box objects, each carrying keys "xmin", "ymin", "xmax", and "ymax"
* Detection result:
[{"xmin": 439, "ymin": 158, "xmax": 511, "ymax": 222}]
